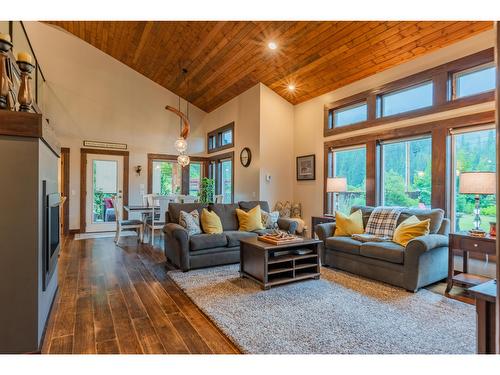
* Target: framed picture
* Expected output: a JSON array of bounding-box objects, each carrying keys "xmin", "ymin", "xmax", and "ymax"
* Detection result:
[{"xmin": 296, "ymin": 154, "xmax": 315, "ymax": 181}]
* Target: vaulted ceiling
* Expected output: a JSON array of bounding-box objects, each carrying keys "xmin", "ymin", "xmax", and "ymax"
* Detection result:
[{"xmin": 45, "ymin": 21, "xmax": 492, "ymax": 112}]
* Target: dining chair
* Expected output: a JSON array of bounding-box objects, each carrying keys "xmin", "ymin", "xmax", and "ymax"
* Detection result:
[
  {"xmin": 111, "ymin": 196, "xmax": 143, "ymax": 244},
  {"xmin": 214, "ymin": 194, "xmax": 224, "ymax": 203},
  {"xmin": 145, "ymin": 196, "xmax": 169, "ymax": 247},
  {"xmin": 180, "ymin": 195, "xmax": 199, "ymax": 203}
]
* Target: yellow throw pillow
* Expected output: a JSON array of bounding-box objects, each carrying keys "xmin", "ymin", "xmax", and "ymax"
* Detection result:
[
  {"xmin": 334, "ymin": 209, "xmax": 364, "ymax": 236},
  {"xmin": 201, "ymin": 208, "xmax": 223, "ymax": 234},
  {"xmin": 236, "ymin": 205, "xmax": 264, "ymax": 232},
  {"xmin": 393, "ymin": 215, "xmax": 430, "ymax": 247}
]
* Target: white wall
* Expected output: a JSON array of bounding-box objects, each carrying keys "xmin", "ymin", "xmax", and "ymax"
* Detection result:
[
  {"xmin": 293, "ymin": 29, "xmax": 495, "ymax": 224},
  {"xmin": 202, "ymin": 83, "xmax": 261, "ymax": 202},
  {"xmin": 259, "ymin": 84, "xmax": 294, "ymax": 207},
  {"xmin": 24, "ymin": 21, "xmax": 207, "ymax": 230}
]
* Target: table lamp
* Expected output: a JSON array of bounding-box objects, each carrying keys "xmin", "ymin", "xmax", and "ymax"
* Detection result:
[
  {"xmin": 327, "ymin": 177, "xmax": 347, "ymax": 216},
  {"xmin": 459, "ymin": 171, "xmax": 496, "ymax": 234}
]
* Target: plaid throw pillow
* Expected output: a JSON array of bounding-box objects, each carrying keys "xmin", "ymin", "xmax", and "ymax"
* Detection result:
[{"xmin": 364, "ymin": 207, "xmax": 403, "ymax": 238}]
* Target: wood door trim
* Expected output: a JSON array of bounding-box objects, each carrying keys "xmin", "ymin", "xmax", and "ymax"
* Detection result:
[
  {"xmin": 495, "ymin": 21, "xmax": 499, "ymax": 355},
  {"xmin": 80, "ymin": 148, "xmax": 129, "ymax": 233},
  {"xmin": 60, "ymin": 147, "xmax": 70, "ymax": 236}
]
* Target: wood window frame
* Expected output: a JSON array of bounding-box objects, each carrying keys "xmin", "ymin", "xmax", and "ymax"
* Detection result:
[
  {"xmin": 147, "ymin": 153, "xmax": 206, "ymax": 195},
  {"xmin": 323, "ymin": 111, "xmax": 495, "ymax": 216},
  {"xmin": 324, "ymin": 49, "xmax": 494, "ymax": 137},
  {"xmin": 207, "ymin": 122, "xmax": 235, "ymax": 154},
  {"xmin": 205, "ymin": 151, "xmax": 235, "ymax": 203},
  {"xmin": 80, "ymin": 148, "xmax": 129, "ymax": 233}
]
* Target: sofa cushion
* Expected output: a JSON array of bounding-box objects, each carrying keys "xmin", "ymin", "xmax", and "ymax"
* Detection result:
[
  {"xmin": 224, "ymin": 230, "xmax": 258, "ymax": 247},
  {"xmin": 201, "ymin": 208, "xmax": 223, "ymax": 234},
  {"xmin": 208, "ymin": 203, "xmax": 239, "ymax": 231},
  {"xmin": 359, "ymin": 241, "xmax": 405, "ymax": 264},
  {"xmin": 236, "ymin": 206, "xmax": 264, "ymax": 232},
  {"xmin": 325, "ymin": 236, "xmax": 362, "ymax": 255},
  {"xmin": 335, "ymin": 210, "xmax": 364, "ymax": 236},
  {"xmin": 397, "ymin": 208, "xmax": 444, "ymax": 234},
  {"xmin": 189, "ymin": 233, "xmax": 228, "ymax": 251},
  {"xmin": 239, "ymin": 201, "xmax": 271, "ymax": 214},
  {"xmin": 168, "ymin": 203, "xmax": 207, "ymax": 224}
]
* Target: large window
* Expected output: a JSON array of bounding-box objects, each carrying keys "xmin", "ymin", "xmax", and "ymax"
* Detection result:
[
  {"xmin": 381, "ymin": 137, "xmax": 432, "ymax": 208},
  {"xmin": 152, "ymin": 160, "xmax": 182, "ymax": 195},
  {"xmin": 332, "ymin": 102, "xmax": 367, "ymax": 128},
  {"xmin": 207, "ymin": 152, "xmax": 234, "ymax": 203},
  {"xmin": 452, "ymin": 127, "xmax": 496, "ymax": 232},
  {"xmin": 452, "ymin": 63, "xmax": 496, "ymax": 99},
  {"xmin": 378, "ymin": 81, "xmax": 433, "ymax": 117},
  {"xmin": 189, "ymin": 162, "xmax": 202, "ymax": 196},
  {"xmin": 327, "ymin": 146, "xmax": 366, "ymax": 214},
  {"xmin": 207, "ymin": 122, "xmax": 234, "ymax": 153}
]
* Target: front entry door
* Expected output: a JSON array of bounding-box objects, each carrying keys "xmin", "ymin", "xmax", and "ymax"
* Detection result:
[{"xmin": 85, "ymin": 153, "xmax": 124, "ymax": 232}]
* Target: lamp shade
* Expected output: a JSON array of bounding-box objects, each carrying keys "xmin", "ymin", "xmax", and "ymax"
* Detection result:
[
  {"xmin": 327, "ymin": 177, "xmax": 347, "ymax": 193},
  {"xmin": 459, "ymin": 172, "xmax": 496, "ymax": 195}
]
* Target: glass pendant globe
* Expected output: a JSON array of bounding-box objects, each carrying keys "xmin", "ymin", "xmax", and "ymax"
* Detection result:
[
  {"xmin": 177, "ymin": 153, "xmax": 190, "ymax": 167},
  {"xmin": 174, "ymin": 137, "xmax": 188, "ymax": 153}
]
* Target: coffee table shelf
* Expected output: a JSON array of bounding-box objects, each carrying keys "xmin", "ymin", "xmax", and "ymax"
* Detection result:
[{"xmin": 239, "ymin": 237, "xmax": 322, "ymax": 290}]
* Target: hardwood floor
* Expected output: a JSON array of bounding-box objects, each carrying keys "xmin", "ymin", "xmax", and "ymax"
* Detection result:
[{"xmin": 41, "ymin": 235, "xmax": 240, "ymax": 354}]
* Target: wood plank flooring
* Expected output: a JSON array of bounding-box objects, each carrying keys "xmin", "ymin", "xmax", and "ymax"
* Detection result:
[{"xmin": 41, "ymin": 235, "xmax": 239, "ymax": 354}]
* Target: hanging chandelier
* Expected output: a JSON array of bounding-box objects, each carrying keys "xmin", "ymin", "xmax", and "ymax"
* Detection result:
[{"xmin": 165, "ymin": 69, "xmax": 191, "ymax": 167}]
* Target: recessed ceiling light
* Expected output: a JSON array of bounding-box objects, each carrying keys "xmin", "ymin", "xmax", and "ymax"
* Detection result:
[
  {"xmin": 288, "ymin": 84, "xmax": 296, "ymax": 91},
  {"xmin": 267, "ymin": 41, "xmax": 278, "ymax": 50}
]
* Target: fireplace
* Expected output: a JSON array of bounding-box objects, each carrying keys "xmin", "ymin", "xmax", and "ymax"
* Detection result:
[{"xmin": 43, "ymin": 181, "xmax": 61, "ymax": 291}]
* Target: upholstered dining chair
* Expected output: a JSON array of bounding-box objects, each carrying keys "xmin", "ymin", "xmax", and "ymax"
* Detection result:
[{"xmin": 111, "ymin": 196, "xmax": 144, "ymax": 244}]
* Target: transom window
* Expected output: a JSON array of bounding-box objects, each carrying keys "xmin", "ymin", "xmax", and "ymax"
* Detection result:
[
  {"xmin": 207, "ymin": 122, "xmax": 234, "ymax": 153},
  {"xmin": 452, "ymin": 63, "xmax": 496, "ymax": 99},
  {"xmin": 331, "ymin": 102, "xmax": 368, "ymax": 128},
  {"xmin": 377, "ymin": 81, "xmax": 434, "ymax": 118},
  {"xmin": 380, "ymin": 137, "xmax": 432, "ymax": 208}
]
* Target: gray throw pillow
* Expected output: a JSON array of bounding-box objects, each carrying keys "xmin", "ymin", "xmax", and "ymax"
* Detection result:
[
  {"xmin": 179, "ymin": 210, "xmax": 202, "ymax": 236},
  {"xmin": 261, "ymin": 210, "xmax": 279, "ymax": 229}
]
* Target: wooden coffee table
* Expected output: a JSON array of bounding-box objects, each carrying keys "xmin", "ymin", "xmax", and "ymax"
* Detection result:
[{"xmin": 239, "ymin": 236, "xmax": 322, "ymax": 290}]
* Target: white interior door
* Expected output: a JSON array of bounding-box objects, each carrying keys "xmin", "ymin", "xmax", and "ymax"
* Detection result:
[{"xmin": 85, "ymin": 153, "xmax": 123, "ymax": 232}]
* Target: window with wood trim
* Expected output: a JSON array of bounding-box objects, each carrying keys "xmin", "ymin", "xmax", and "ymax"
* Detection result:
[
  {"xmin": 188, "ymin": 162, "xmax": 203, "ymax": 196},
  {"xmin": 324, "ymin": 49, "xmax": 494, "ymax": 137},
  {"xmin": 207, "ymin": 122, "xmax": 234, "ymax": 153},
  {"xmin": 452, "ymin": 63, "xmax": 496, "ymax": 100},
  {"xmin": 207, "ymin": 152, "xmax": 234, "ymax": 203},
  {"xmin": 380, "ymin": 136, "xmax": 432, "ymax": 208},
  {"xmin": 377, "ymin": 81, "xmax": 434, "ymax": 118},
  {"xmin": 451, "ymin": 125, "xmax": 496, "ymax": 232},
  {"xmin": 151, "ymin": 160, "xmax": 182, "ymax": 195},
  {"xmin": 326, "ymin": 146, "xmax": 367, "ymax": 214},
  {"xmin": 330, "ymin": 101, "xmax": 368, "ymax": 128}
]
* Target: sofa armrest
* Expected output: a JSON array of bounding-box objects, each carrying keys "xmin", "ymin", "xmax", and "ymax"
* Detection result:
[
  {"xmin": 315, "ymin": 222, "xmax": 336, "ymax": 242},
  {"xmin": 277, "ymin": 218, "xmax": 298, "ymax": 234},
  {"xmin": 163, "ymin": 223, "xmax": 190, "ymax": 271},
  {"xmin": 405, "ymin": 234, "xmax": 449, "ymax": 255}
]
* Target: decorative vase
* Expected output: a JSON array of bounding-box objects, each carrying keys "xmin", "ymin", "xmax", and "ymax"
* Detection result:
[
  {"xmin": 0, "ymin": 39, "xmax": 13, "ymax": 110},
  {"xmin": 16, "ymin": 60, "xmax": 34, "ymax": 112}
]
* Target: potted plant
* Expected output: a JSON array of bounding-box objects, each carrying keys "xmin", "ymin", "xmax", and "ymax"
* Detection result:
[{"xmin": 199, "ymin": 177, "xmax": 215, "ymax": 204}]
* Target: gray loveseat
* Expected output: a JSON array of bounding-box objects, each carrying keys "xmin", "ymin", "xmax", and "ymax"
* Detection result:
[
  {"xmin": 316, "ymin": 205, "xmax": 450, "ymax": 292},
  {"xmin": 163, "ymin": 201, "xmax": 298, "ymax": 271}
]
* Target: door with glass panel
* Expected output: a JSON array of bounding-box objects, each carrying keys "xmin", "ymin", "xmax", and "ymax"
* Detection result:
[
  {"xmin": 85, "ymin": 154, "xmax": 123, "ymax": 232},
  {"xmin": 220, "ymin": 158, "xmax": 233, "ymax": 203}
]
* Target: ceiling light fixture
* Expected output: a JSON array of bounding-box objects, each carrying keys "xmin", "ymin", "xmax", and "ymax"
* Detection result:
[
  {"xmin": 288, "ymin": 84, "xmax": 296, "ymax": 91},
  {"xmin": 267, "ymin": 41, "xmax": 278, "ymax": 50}
]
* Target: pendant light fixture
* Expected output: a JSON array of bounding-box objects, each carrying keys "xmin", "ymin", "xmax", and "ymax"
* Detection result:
[{"xmin": 165, "ymin": 68, "xmax": 191, "ymax": 167}]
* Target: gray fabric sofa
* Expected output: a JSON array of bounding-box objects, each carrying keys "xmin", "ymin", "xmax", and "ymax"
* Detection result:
[
  {"xmin": 163, "ymin": 200, "xmax": 298, "ymax": 271},
  {"xmin": 316, "ymin": 205, "xmax": 450, "ymax": 292}
]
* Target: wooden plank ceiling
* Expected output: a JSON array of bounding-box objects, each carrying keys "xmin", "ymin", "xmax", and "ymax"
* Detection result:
[{"xmin": 45, "ymin": 21, "xmax": 492, "ymax": 112}]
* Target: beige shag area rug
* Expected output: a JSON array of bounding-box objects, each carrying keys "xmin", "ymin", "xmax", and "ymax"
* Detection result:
[{"xmin": 168, "ymin": 265, "xmax": 475, "ymax": 354}]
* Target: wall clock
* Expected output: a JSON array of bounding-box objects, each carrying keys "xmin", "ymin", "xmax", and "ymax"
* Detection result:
[{"xmin": 240, "ymin": 147, "xmax": 252, "ymax": 167}]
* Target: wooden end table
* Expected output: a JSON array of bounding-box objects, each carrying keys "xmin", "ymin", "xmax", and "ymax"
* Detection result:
[
  {"xmin": 239, "ymin": 237, "xmax": 322, "ymax": 290},
  {"xmin": 446, "ymin": 232, "xmax": 496, "ymax": 293},
  {"xmin": 468, "ymin": 280, "xmax": 497, "ymax": 354}
]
